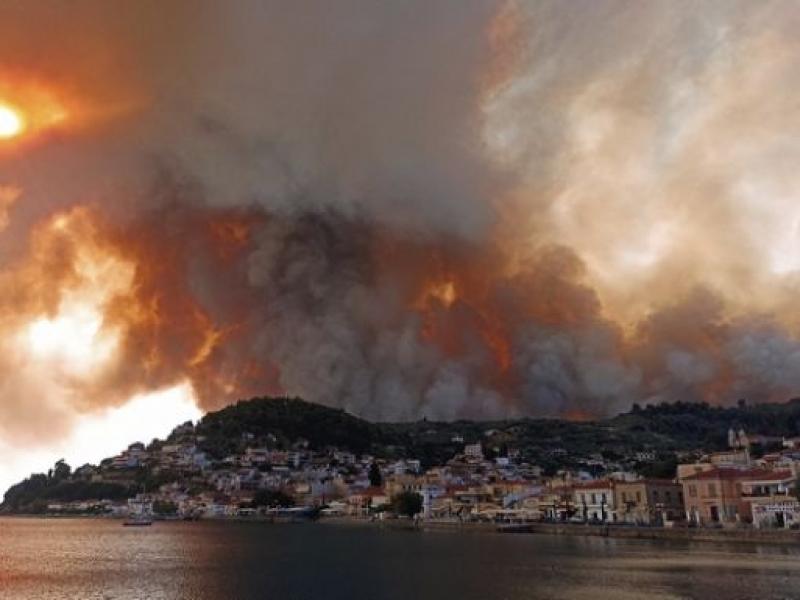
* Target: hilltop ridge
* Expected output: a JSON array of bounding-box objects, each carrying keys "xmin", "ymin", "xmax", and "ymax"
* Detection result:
[{"xmin": 5, "ymin": 395, "xmax": 800, "ymax": 513}]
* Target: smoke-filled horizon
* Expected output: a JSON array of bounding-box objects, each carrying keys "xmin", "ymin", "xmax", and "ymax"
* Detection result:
[{"xmin": 3, "ymin": 1, "xmax": 800, "ymax": 450}]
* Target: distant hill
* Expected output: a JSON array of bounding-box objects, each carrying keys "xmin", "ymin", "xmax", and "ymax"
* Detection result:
[
  {"xmin": 195, "ymin": 395, "xmax": 800, "ymax": 468},
  {"xmin": 6, "ymin": 395, "xmax": 800, "ymax": 511},
  {"xmin": 610, "ymin": 398, "xmax": 800, "ymax": 447},
  {"xmin": 195, "ymin": 397, "xmax": 379, "ymax": 457}
]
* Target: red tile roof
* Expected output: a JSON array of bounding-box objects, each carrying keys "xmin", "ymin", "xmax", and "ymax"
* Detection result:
[
  {"xmin": 681, "ymin": 468, "xmax": 793, "ymax": 482},
  {"xmin": 616, "ymin": 479, "xmax": 678, "ymax": 486}
]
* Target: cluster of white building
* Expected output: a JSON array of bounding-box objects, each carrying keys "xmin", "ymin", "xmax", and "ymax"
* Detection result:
[{"xmin": 44, "ymin": 423, "xmax": 800, "ymax": 531}]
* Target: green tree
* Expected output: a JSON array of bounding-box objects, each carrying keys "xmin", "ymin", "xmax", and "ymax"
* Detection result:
[
  {"xmin": 391, "ymin": 491, "xmax": 423, "ymax": 518},
  {"xmin": 638, "ymin": 455, "xmax": 678, "ymax": 479},
  {"xmin": 53, "ymin": 459, "xmax": 71, "ymax": 482},
  {"xmin": 368, "ymin": 463, "xmax": 382, "ymax": 487}
]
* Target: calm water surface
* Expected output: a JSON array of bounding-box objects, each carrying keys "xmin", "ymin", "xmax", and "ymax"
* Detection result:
[{"xmin": 2, "ymin": 517, "xmax": 800, "ymax": 600}]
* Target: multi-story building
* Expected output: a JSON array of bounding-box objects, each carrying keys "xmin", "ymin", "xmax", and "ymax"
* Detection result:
[
  {"xmin": 682, "ymin": 468, "xmax": 748, "ymax": 524},
  {"xmin": 614, "ymin": 479, "xmax": 684, "ymax": 525},
  {"xmin": 751, "ymin": 496, "xmax": 800, "ymax": 529},
  {"xmin": 681, "ymin": 468, "xmax": 796, "ymax": 525},
  {"xmin": 741, "ymin": 470, "xmax": 797, "ymax": 528},
  {"xmin": 572, "ymin": 480, "xmax": 616, "ymax": 522},
  {"xmin": 538, "ymin": 488, "xmax": 575, "ymax": 522}
]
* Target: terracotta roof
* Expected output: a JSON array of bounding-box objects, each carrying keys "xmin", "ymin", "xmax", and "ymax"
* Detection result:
[
  {"xmin": 681, "ymin": 468, "xmax": 793, "ymax": 482},
  {"xmin": 743, "ymin": 470, "xmax": 795, "ymax": 482},
  {"xmin": 614, "ymin": 479, "xmax": 677, "ymax": 487}
]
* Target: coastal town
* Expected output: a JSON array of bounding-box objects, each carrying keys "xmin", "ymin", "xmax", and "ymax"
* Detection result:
[{"xmin": 6, "ymin": 401, "xmax": 800, "ymax": 534}]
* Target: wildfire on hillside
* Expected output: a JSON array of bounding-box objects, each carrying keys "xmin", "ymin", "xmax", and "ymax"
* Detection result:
[{"xmin": 3, "ymin": 0, "xmax": 800, "ymax": 447}]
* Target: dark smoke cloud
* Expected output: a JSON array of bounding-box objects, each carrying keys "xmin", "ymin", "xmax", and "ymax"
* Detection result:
[{"xmin": 2, "ymin": 0, "xmax": 800, "ymax": 443}]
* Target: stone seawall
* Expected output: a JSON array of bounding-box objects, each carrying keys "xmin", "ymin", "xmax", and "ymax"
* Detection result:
[
  {"xmin": 315, "ymin": 517, "xmax": 800, "ymax": 545},
  {"xmin": 499, "ymin": 522, "xmax": 800, "ymax": 545}
]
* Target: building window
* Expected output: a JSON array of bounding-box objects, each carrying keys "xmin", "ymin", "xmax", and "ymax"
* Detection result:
[
  {"xmin": 636, "ymin": 491, "xmax": 642, "ymax": 503},
  {"xmin": 591, "ymin": 493, "xmax": 596, "ymax": 504},
  {"xmin": 622, "ymin": 492, "xmax": 627, "ymax": 502},
  {"xmin": 708, "ymin": 483, "xmax": 717, "ymax": 498},
  {"xmin": 688, "ymin": 485, "xmax": 697, "ymax": 498}
]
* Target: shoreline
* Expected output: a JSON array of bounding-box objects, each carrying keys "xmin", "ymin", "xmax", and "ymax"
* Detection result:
[
  {"xmin": 7, "ymin": 513, "xmax": 800, "ymax": 546},
  {"xmin": 319, "ymin": 516, "xmax": 800, "ymax": 545},
  {"xmin": 497, "ymin": 521, "xmax": 800, "ymax": 545}
]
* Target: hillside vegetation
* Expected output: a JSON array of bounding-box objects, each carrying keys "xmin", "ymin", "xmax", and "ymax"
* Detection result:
[
  {"xmin": 6, "ymin": 395, "xmax": 800, "ymax": 511},
  {"xmin": 195, "ymin": 396, "xmax": 800, "ymax": 469}
]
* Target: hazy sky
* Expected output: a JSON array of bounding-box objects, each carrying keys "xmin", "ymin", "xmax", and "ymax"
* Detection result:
[{"xmin": 3, "ymin": 1, "xmax": 800, "ymax": 491}]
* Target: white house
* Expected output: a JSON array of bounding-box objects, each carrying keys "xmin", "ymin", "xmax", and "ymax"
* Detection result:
[{"xmin": 572, "ymin": 480, "xmax": 616, "ymax": 522}]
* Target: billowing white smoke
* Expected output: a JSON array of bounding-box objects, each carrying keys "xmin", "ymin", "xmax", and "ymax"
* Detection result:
[{"xmin": 3, "ymin": 0, "xmax": 800, "ymax": 437}]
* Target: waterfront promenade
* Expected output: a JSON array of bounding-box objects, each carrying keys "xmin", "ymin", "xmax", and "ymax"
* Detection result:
[{"xmin": 320, "ymin": 515, "xmax": 800, "ymax": 546}]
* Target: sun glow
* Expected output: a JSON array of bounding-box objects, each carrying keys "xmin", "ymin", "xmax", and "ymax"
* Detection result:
[
  {"xmin": 0, "ymin": 78, "xmax": 73, "ymax": 145},
  {"xmin": 0, "ymin": 104, "xmax": 24, "ymax": 139}
]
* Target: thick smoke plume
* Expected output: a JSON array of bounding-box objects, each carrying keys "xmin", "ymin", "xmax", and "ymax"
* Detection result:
[{"xmin": 3, "ymin": 1, "xmax": 800, "ymax": 443}]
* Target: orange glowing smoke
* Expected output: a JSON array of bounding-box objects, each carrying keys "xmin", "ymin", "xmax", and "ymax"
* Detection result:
[
  {"xmin": 425, "ymin": 280, "xmax": 458, "ymax": 309},
  {"xmin": 3, "ymin": 208, "xmax": 135, "ymax": 389},
  {"xmin": 7, "ymin": 1, "xmax": 800, "ymax": 426},
  {"xmin": 207, "ymin": 213, "xmax": 262, "ymax": 262},
  {"xmin": 0, "ymin": 186, "xmax": 21, "ymax": 231},
  {"xmin": 0, "ymin": 76, "xmax": 82, "ymax": 148},
  {"xmin": 405, "ymin": 246, "xmax": 517, "ymax": 404},
  {"xmin": 0, "ymin": 204, "xmax": 280, "ymax": 417},
  {"xmin": 99, "ymin": 205, "xmax": 282, "ymax": 409},
  {"xmin": 417, "ymin": 275, "xmax": 512, "ymax": 374}
]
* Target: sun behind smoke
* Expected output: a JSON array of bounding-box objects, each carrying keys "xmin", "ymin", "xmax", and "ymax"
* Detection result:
[
  {"xmin": 0, "ymin": 77, "xmax": 74, "ymax": 145},
  {"xmin": 0, "ymin": 104, "xmax": 24, "ymax": 139}
]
